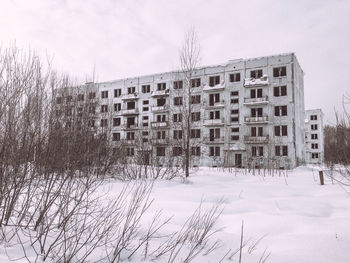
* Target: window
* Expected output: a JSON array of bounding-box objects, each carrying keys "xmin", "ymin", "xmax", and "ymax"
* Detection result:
[
  {"xmin": 311, "ymin": 143, "xmax": 319, "ymax": 149},
  {"xmin": 229, "ymin": 73, "xmax": 241, "ymax": 82},
  {"xmin": 311, "ymin": 134, "xmax": 318, "ymax": 139},
  {"xmin": 251, "ymin": 108, "xmax": 263, "ymax": 117},
  {"xmin": 126, "ymin": 148, "xmax": 134, "ymax": 156},
  {"xmin": 251, "ymin": 127, "xmax": 263, "ymax": 137},
  {"xmin": 173, "ymin": 147, "xmax": 182, "ymax": 156},
  {"xmin": 231, "ymin": 91, "xmax": 239, "ymax": 96},
  {"xmin": 191, "ymin": 112, "xmax": 200, "ymax": 122},
  {"xmin": 114, "ymin": 89, "xmax": 121, "ymax": 97},
  {"xmin": 143, "ymin": 107, "xmax": 149, "ymax": 112},
  {"xmin": 77, "ymin": 94, "xmax": 84, "ymax": 101},
  {"xmin": 66, "ymin": 96, "xmax": 73, "ymax": 103},
  {"xmin": 231, "ymin": 109, "xmax": 239, "ymax": 114},
  {"xmin": 209, "ymin": 110, "xmax": 220, "ymax": 120},
  {"xmin": 274, "ymin": 125, "xmax": 288, "ymax": 136},
  {"xmin": 126, "ymin": 132, "xmax": 135, "ymax": 140},
  {"xmin": 209, "ymin": 146, "xmax": 220, "ymax": 157},
  {"xmin": 209, "ymin": 128, "xmax": 220, "ymax": 141},
  {"xmin": 231, "ymin": 135, "xmax": 239, "ymax": 141},
  {"xmin": 274, "ymin": 86, "xmax": 287, "ymax": 97},
  {"xmin": 114, "ymin": 103, "xmax": 121, "ymax": 112},
  {"xmin": 231, "ymin": 127, "xmax": 239, "ymax": 132},
  {"xmin": 157, "ymin": 83, "xmax": 166, "ymax": 90},
  {"xmin": 88, "ymin": 92, "xmax": 96, "ymax": 99},
  {"xmin": 311, "ymin": 124, "xmax": 318, "ymax": 130},
  {"xmin": 191, "ymin": 78, "xmax": 201, "ymax": 88},
  {"xmin": 65, "ymin": 107, "xmax": 72, "ymax": 116},
  {"xmin": 101, "ymin": 105, "xmax": 108, "ymax": 113},
  {"xmin": 156, "ymin": 130, "xmax": 166, "ymax": 139},
  {"xmin": 173, "ymin": 113, "xmax": 182, "ymax": 122},
  {"xmin": 209, "ymin": 75, "xmax": 220, "ymax": 87},
  {"xmin": 231, "ymin": 98, "xmax": 239, "ymax": 104},
  {"xmin": 143, "ymin": 116, "xmax": 149, "ymax": 120},
  {"xmin": 142, "ymin": 85, "xmax": 150, "ymax": 93},
  {"xmin": 156, "ymin": 114, "xmax": 166, "ymax": 122},
  {"xmin": 274, "ymin": 106, "xmax": 287, "ymax": 116},
  {"xmin": 143, "ymin": 100, "xmax": 149, "ymax": 105},
  {"xmin": 113, "ymin": 118, "xmax": 121, "ymax": 126},
  {"xmin": 89, "ymin": 106, "xmax": 95, "ymax": 114},
  {"xmin": 312, "ymin": 153, "xmax": 319, "ymax": 159},
  {"xmin": 231, "ymin": 117, "xmax": 239, "ymax": 122},
  {"xmin": 250, "ymin": 69, "xmax": 263, "ymax": 79},
  {"xmin": 143, "ymin": 122, "xmax": 149, "ymax": 127},
  {"xmin": 174, "ymin": 97, "xmax": 183, "ymax": 106},
  {"xmin": 209, "ymin": 93, "xmax": 220, "ymax": 106},
  {"xmin": 191, "ymin": 146, "xmax": 201, "ymax": 156},
  {"xmin": 191, "ymin": 129, "xmax": 201, "ymax": 139},
  {"xmin": 127, "ymin": 87, "xmax": 136, "ymax": 94},
  {"xmin": 56, "ymin": 97, "xmax": 63, "ymax": 104},
  {"xmin": 156, "ymin": 147, "xmax": 166, "ymax": 156},
  {"xmin": 311, "ymin": 115, "xmax": 318, "ymax": 121},
  {"xmin": 101, "ymin": 90, "xmax": 108, "ymax": 99},
  {"xmin": 174, "ymin": 130, "xmax": 183, "ymax": 139},
  {"xmin": 156, "ymin": 98, "xmax": 166, "ymax": 106},
  {"xmin": 191, "ymin": 95, "xmax": 201, "ymax": 104},
  {"xmin": 250, "ymin": 88, "xmax": 263, "ymax": 98},
  {"xmin": 100, "ymin": 119, "xmax": 108, "ymax": 127},
  {"xmin": 112, "ymin": 133, "xmax": 120, "ymax": 141},
  {"xmin": 88, "ymin": 119, "xmax": 95, "ymax": 128},
  {"xmin": 275, "ymin": 145, "xmax": 288, "ymax": 156},
  {"xmin": 174, "ymin": 80, "xmax": 183, "ymax": 89},
  {"xmin": 127, "ymin": 101, "xmax": 136, "ymax": 110},
  {"xmin": 273, "ymin": 66, "xmax": 287, "ymax": 77},
  {"xmin": 252, "ymin": 146, "xmax": 264, "ymax": 157}
]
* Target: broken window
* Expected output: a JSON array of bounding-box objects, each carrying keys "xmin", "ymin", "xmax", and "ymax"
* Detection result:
[
  {"xmin": 273, "ymin": 66, "xmax": 287, "ymax": 77},
  {"xmin": 114, "ymin": 89, "xmax": 121, "ymax": 97},
  {"xmin": 157, "ymin": 83, "xmax": 166, "ymax": 90},
  {"xmin": 128, "ymin": 87, "xmax": 136, "ymax": 94},
  {"xmin": 229, "ymin": 73, "xmax": 241, "ymax": 82},
  {"xmin": 141, "ymin": 85, "xmax": 150, "ymax": 93},
  {"xmin": 191, "ymin": 112, "xmax": 200, "ymax": 121},
  {"xmin": 191, "ymin": 78, "xmax": 201, "ymax": 88},
  {"xmin": 112, "ymin": 133, "xmax": 120, "ymax": 141},
  {"xmin": 174, "ymin": 96, "xmax": 183, "ymax": 106},
  {"xmin": 174, "ymin": 80, "xmax": 183, "ymax": 89},
  {"xmin": 209, "ymin": 75, "xmax": 220, "ymax": 87},
  {"xmin": 250, "ymin": 69, "xmax": 263, "ymax": 79}
]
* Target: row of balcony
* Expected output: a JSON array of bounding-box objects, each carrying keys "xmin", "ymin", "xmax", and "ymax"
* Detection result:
[
  {"xmin": 117, "ymin": 136, "xmax": 270, "ymax": 145},
  {"xmin": 115, "ymin": 116, "xmax": 269, "ymax": 130}
]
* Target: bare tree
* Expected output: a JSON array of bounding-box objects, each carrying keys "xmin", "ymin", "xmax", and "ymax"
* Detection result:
[{"xmin": 172, "ymin": 29, "xmax": 201, "ymax": 178}]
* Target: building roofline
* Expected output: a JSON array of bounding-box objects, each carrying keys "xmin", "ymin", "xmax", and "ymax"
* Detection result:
[{"xmin": 97, "ymin": 52, "xmax": 297, "ymax": 85}]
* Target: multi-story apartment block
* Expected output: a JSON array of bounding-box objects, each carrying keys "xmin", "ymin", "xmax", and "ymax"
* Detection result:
[
  {"xmin": 56, "ymin": 53, "xmax": 310, "ymax": 169},
  {"xmin": 305, "ymin": 109, "xmax": 324, "ymax": 164}
]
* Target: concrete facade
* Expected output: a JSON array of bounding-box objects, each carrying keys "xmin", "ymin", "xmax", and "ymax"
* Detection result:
[
  {"xmin": 57, "ymin": 53, "xmax": 315, "ymax": 168},
  {"xmin": 305, "ymin": 109, "xmax": 324, "ymax": 164}
]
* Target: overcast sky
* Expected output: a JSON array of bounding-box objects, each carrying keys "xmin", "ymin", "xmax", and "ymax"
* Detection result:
[{"xmin": 1, "ymin": 0, "xmax": 349, "ymax": 124}]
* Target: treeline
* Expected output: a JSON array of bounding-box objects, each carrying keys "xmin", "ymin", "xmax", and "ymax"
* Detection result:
[{"xmin": 324, "ymin": 122, "xmax": 350, "ymax": 166}]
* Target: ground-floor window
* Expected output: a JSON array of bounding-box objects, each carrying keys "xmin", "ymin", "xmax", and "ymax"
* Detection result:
[
  {"xmin": 252, "ymin": 146, "xmax": 263, "ymax": 157},
  {"xmin": 209, "ymin": 146, "xmax": 220, "ymax": 157},
  {"xmin": 275, "ymin": 145, "xmax": 288, "ymax": 156},
  {"xmin": 312, "ymin": 153, "xmax": 319, "ymax": 159}
]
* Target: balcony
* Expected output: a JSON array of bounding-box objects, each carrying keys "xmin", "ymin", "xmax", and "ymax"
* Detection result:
[
  {"xmin": 203, "ymin": 118, "xmax": 225, "ymax": 126},
  {"xmin": 244, "ymin": 116, "xmax": 269, "ymax": 124},
  {"xmin": 151, "ymin": 121, "xmax": 169, "ymax": 129},
  {"xmin": 122, "ymin": 93, "xmax": 139, "ymax": 100},
  {"xmin": 120, "ymin": 108, "xmax": 139, "ymax": 115},
  {"xmin": 244, "ymin": 75, "xmax": 269, "ymax": 88},
  {"xmin": 243, "ymin": 96, "xmax": 269, "ymax": 106},
  {"xmin": 121, "ymin": 139, "xmax": 136, "ymax": 145},
  {"xmin": 152, "ymin": 105, "xmax": 169, "ymax": 112},
  {"xmin": 244, "ymin": 135, "xmax": 269, "ymax": 144},
  {"xmin": 151, "ymin": 89, "xmax": 170, "ymax": 97},
  {"xmin": 122, "ymin": 124, "xmax": 138, "ymax": 130},
  {"xmin": 151, "ymin": 138, "xmax": 170, "ymax": 145},
  {"xmin": 203, "ymin": 81, "xmax": 225, "ymax": 92},
  {"xmin": 206, "ymin": 100, "xmax": 225, "ymax": 109},
  {"xmin": 203, "ymin": 136, "xmax": 225, "ymax": 144}
]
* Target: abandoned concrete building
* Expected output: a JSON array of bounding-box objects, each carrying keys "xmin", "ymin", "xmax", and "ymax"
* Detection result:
[
  {"xmin": 56, "ymin": 53, "xmax": 325, "ymax": 169},
  {"xmin": 305, "ymin": 109, "xmax": 324, "ymax": 164}
]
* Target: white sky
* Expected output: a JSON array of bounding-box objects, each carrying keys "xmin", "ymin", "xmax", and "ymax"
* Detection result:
[{"xmin": 1, "ymin": 0, "xmax": 350, "ymax": 124}]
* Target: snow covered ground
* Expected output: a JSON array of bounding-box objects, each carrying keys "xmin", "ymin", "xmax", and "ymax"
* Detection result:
[{"xmin": 1, "ymin": 166, "xmax": 349, "ymax": 262}]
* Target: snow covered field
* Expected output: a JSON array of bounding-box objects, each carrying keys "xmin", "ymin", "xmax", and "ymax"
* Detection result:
[{"xmin": 1, "ymin": 166, "xmax": 349, "ymax": 262}]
